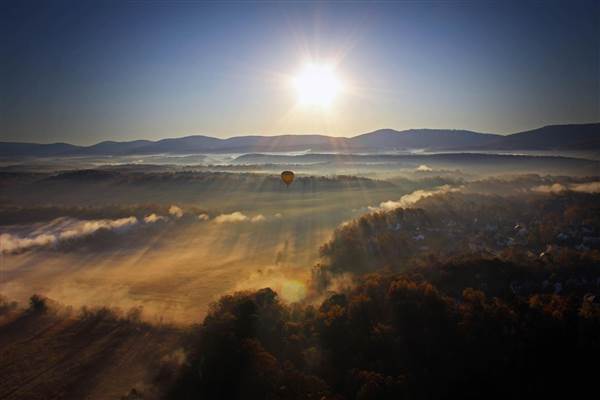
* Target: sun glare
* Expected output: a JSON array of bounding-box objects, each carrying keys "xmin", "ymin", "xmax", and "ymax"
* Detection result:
[{"xmin": 293, "ymin": 63, "xmax": 341, "ymax": 107}]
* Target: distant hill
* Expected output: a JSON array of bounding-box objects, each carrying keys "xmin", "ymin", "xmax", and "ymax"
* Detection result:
[
  {"xmin": 475, "ymin": 123, "xmax": 600, "ymax": 150},
  {"xmin": 1, "ymin": 123, "xmax": 597, "ymax": 156},
  {"xmin": 0, "ymin": 142, "xmax": 80, "ymax": 157},
  {"xmin": 84, "ymin": 139, "xmax": 154, "ymax": 155},
  {"xmin": 349, "ymin": 128, "xmax": 501, "ymax": 149}
]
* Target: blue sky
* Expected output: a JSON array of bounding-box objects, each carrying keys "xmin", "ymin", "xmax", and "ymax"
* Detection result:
[{"xmin": 1, "ymin": 0, "xmax": 598, "ymax": 144}]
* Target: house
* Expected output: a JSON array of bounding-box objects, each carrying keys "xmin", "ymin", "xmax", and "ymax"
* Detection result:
[{"xmin": 556, "ymin": 232, "xmax": 569, "ymax": 241}]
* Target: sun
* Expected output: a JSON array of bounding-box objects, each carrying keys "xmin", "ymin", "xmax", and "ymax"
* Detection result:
[{"xmin": 292, "ymin": 63, "xmax": 341, "ymax": 107}]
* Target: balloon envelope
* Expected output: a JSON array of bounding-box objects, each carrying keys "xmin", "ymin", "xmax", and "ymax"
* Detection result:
[{"xmin": 281, "ymin": 171, "xmax": 294, "ymax": 186}]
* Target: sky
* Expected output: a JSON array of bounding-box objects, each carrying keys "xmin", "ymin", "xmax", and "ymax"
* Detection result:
[{"xmin": 1, "ymin": 0, "xmax": 598, "ymax": 145}]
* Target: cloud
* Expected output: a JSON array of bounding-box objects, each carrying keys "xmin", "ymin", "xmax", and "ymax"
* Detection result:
[
  {"xmin": 416, "ymin": 164, "xmax": 432, "ymax": 172},
  {"xmin": 214, "ymin": 211, "xmax": 249, "ymax": 224},
  {"xmin": 168, "ymin": 205, "xmax": 183, "ymax": 219},
  {"xmin": 532, "ymin": 181, "xmax": 600, "ymax": 194},
  {"xmin": 198, "ymin": 213, "xmax": 210, "ymax": 221},
  {"xmin": 144, "ymin": 213, "xmax": 166, "ymax": 223},
  {"xmin": 251, "ymin": 214, "xmax": 266, "ymax": 223},
  {"xmin": 369, "ymin": 185, "xmax": 459, "ymax": 212},
  {"xmin": 1, "ymin": 217, "xmax": 139, "ymax": 254}
]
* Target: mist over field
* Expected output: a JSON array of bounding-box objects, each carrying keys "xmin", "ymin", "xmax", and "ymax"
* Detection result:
[
  {"xmin": 0, "ymin": 158, "xmax": 449, "ymax": 320},
  {"xmin": 1, "ymin": 153, "xmax": 599, "ymax": 308}
]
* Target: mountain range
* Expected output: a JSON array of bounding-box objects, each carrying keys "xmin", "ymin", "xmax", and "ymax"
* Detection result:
[{"xmin": 1, "ymin": 123, "xmax": 598, "ymax": 157}]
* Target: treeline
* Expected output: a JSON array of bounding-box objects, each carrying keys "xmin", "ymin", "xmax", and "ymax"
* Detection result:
[
  {"xmin": 2, "ymin": 169, "xmax": 392, "ymax": 199},
  {"xmin": 319, "ymin": 192, "xmax": 600, "ymax": 276},
  {"xmin": 42, "ymin": 169, "xmax": 389, "ymax": 189},
  {"xmin": 167, "ymin": 254, "xmax": 600, "ymax": 399}
]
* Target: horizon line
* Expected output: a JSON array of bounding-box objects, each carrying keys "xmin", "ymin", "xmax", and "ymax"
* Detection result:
[{"xmin": 2, "ymin": 121, "xmax": 599, "ymax": 147}]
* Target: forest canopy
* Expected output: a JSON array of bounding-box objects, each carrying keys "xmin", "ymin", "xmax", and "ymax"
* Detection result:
[{"xmin": 167, "ymin": 191, "xmax": 600, "ymax": 399}]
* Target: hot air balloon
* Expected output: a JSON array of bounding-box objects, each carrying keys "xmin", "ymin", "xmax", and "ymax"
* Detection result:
[{"xmin": 281, "ymin": 170, "xmax": 295, "ymax": 186}]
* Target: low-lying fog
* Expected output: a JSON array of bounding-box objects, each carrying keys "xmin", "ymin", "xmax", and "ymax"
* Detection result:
[
  {"xmin": 0, "ymin": 172, "xmax": 400, "ymax": 322},
  {"xmin": 1, "ymin": 151, "xmax": 599, "ymax": 323}
]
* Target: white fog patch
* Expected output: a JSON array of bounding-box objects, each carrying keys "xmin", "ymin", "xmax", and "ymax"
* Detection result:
[
  {"xmin": 532, "ymin": 181, "xmax": 600, "ymax": 194},
  {"xmin": 369, "ymin": 185, "xmax": 460, "ymax": 212},
  {"xmin": 1, "ymin": 216, "xmax": 139, "ymax": 254},
  {"xmin": 0, "ymin": 233, "xmax": 57, "ymax": 254},
  {"xmin": 214, "ymin": 211, "xmax": 249, "ymax": 224},
  {"xmin": 198, "ymin": 213, "xmax": 210, "ymax": 221},
  {"xmin": 532, "ymin": 183, "xmax": 567, "ymax": 193},
  {"xmin": 571, "ymin": 181, "xmax": 600, "ymax": 193},
  {"xmin": 168, "ymin": 205, "xmax": 184, "ymax": 218},
  {"xmin": 213, "ymin": 212, "xmax": 267, "ymax": 224},
  {"xmin": 144, "ymin": 213, "xmax": 167, "ymax": 223},
  {"xmin": 416, "ymin": 164, "xmax": 432, "ymax": 172}
]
